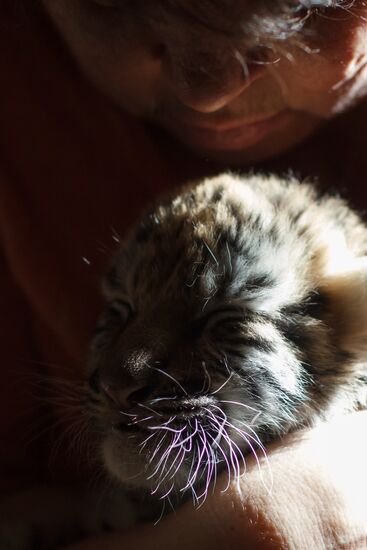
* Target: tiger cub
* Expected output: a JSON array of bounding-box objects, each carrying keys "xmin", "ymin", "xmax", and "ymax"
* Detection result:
[{"xmin": 87, "ymin": 172, "xmax": 367, "ymax": 523}]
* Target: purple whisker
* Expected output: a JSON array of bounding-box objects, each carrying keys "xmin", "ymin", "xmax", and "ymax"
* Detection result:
[
  {"xmin": 220, "ymin": 422, "xmax": 249, "ymax": 474},
  {"xmin": 209, "ymin": 408, "xmax": 248, "ymax": 472},
  {"xmin": 203, "ymin": 406, "xmax": 226, "ymax": 448},
  {"xmin": 153, "ymin": 444, "xmax": 180, "ymax": 487},
  {"xmin": 226, "ymin": 421, "xmax": 273, "ymax": 494},
  {"xmin": 148, "ymin": 433, "xmax": 175, "ymax": 476},
  {"xmin": 169, "ymin": 446, "xmax": 187, "ymax": 481},
  {"xmin": 182, "ymin": 433, "xmax": 207, "ymax": 492},
  {"xmin": 228, "ymin": 443, "xmax": 241, "ymax": 483},
  {"xmin": 149, "ymin": 430, "xmax": 182, "ymax": 481},
  {"xmin": 155, "ymin": 444, "xmax": 188, "ymax": 492},
  {"xmin": 196, "ymin": 426, "xmax": 215, "ymax": 503},
  {"xmin": 228, "ymin": 423, "xmax": 261, "ymax": 470},
  {"xmin": 208, "ymin": 441, "xmax": 219, "ymax": 494},
  {"xmin": 191, "ymin": 485, "xmax": 200, "ymax": 508},
  {"xmin": 182, "ymin": 433, "xmax": 193, "ymax": 453},
  {"xmin": 147, "ymin": 432, "xmax": 168, "ymax": 464},
  {"xmin": 119, "ymin": 410, "xmax": 137, "ymax": 418},
  {"xmin": 148, "ymin": 447, "xmax": 174, "ymax": 482},
  {"xmin": 138, "ymin": 432, "xmax": 156, "ymax": 451},
  {"xmin": 181, "ymin": 442, "xmax": 199, "ymax": 493},
  {"xmin": 208, "ymin": 413, "xmax": 242, "ymax": 480},
  {"xmin": 227, "ymin": 415, "xmax": 268, "ymax": 456},
  {"xmin": 212, "ymin": 403, "xmax": 267, "ymax": 460},
  {"xmin": 148, "ymin": 425, "xmax": 186, "ymax": 434},
  {"xmin": 226, "ymin": 418, "xmax": 272, "ymax": 474},
  {"xmin": 162, "ymin": 416, "xmax": 175, "ymax": 426},
  {"xmin": 159, "ymin": 482, "xmax": 175, "ymax": 500},
  {"xmin": 206, "ymin": 430, "xmax": 232, "ymax": 493},
  {"xmin": 172, "ymin": 421, "xmax": 198, "ymax": 449},
  {"xmin": 152, "ymin": 447, "xmax": 184, "ymax": 494}
]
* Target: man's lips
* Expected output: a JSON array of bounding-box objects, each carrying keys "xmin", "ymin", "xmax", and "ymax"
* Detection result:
[
  {"xmin": 159, "ymin": 110, "xmax": 289, "ymax": 152},
  {"xmin": 182, "ymin": 111, "xmax": 285, "ymax": 131}
]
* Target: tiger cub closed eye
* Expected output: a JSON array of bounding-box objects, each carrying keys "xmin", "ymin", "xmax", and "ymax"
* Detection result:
[{"xmin": 87, "ymin": 172, "xmax": 367, "ymax": 524}]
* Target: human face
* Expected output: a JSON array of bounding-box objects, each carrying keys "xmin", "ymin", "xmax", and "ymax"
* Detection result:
[{"xmin": 41, "ymin": 1, "xmax": 367, "ymax": 164}]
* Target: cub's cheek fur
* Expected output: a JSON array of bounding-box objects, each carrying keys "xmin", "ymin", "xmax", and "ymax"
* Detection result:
[{"xmin": 322, "ymin": 257, "xmax": 367, "ymax": 358}]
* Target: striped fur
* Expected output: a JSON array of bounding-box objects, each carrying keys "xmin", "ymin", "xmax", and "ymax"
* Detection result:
[{"xmin": 87, "ymin": 173, "xmax": 367, "ymax": 514}]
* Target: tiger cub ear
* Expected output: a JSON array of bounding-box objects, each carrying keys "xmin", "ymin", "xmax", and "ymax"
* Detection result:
[{"xmin": 320, "ymin": 256, "xmax": 367, "ymax": 359}]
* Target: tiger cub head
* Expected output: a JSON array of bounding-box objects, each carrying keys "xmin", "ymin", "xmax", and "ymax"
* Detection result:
[{"xmin": 86, "ymin": 173, "xmax": 367, "ymax": 502}]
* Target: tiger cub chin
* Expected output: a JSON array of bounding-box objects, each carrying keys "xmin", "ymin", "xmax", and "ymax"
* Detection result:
[{"xmin": 87, "ymin": 172, "xmax": 367, "ymax": 525}]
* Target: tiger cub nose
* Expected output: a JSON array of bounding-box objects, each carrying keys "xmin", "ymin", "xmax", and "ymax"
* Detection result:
[{"xmin": 100, "ymin": 379, "xmax": 152, "ymax": 411}]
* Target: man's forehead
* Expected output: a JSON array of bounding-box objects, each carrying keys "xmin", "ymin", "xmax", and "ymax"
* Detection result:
[
  {"xmin": 120, "ymin": 0, "xmax": 338, "ymax": 17},
  {"xmin": 119, "ymin": 0, "xmax": 337, "ymax": 42}
]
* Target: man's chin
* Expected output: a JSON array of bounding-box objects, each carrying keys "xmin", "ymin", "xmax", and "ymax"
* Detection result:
[{"xmin": 153, "ymin": 112, "xmax": 323, "ymax": 166}]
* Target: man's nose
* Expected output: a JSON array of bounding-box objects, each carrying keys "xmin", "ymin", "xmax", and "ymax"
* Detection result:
[{"xmin": 166, "ymin": 51, "xmax": 266, "ymax": 113}]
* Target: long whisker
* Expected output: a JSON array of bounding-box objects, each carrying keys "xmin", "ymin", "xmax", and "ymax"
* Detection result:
[
  {"xmin": 139, "ymin": 432, "xmax": 156, "ymax": 450},
  {"xmin": 196, "ymin": 425, "xmax": 215, "ymax": 503},
  {"xmin": 201, "ymin": 361, "xmax": 212, "ymax": 394},
  {"xmin": 147, "ymin": 433, "xmax": 168, "ymax": 464},
  {"xmin": 215, "ymin": 405, "xmax": 272, "ymax": 491},
  {"xmin": 219, "ymin": 399, "xmax": 260, "ymax": 414},
  {"xmin": 227, "ymin": 414, "xmax": 267, "ymax": 453},
  {"xmin": 152, "ymin": 447, "xmax": 184, "ymax": 494},
  {"xmin": 149, "ymin": 396, "xmax": 179, "ymax": 404},
  {"xmin": 128, "ymin": 415, "xmax": 153, "ymax": 425},
  {"xmin": 182, "ymin": 442, "xmax": 200, "ymax": 495},
  {"xmin": 206, "ymin": 429, "xmax": 232, "ymax": 493},
  {"xmin": 148, "ymin": 434, "xmax": 177, "ymax": 481},
  {"xmin": 211, "ymin": 372, "xmax": 233, "ymax": 395},
  {"xmin": 148, "ymin": 425, "xmax": 186, "ymax": 434},
  {"xmin": 223, "ymin": 419, "xmax": 273, "ymax": 495},
  {"xmin": 159, "ymin": 482, "xmax": 175, "ymax": 501},
  {"xmin": 119, "ymin": 410, "xmax": 138, "ymax": 418},
  {"xmin": 153, "ymin": 499, "xmax": 166, "ymax": 526},
  {"xmin": 137, "ymin": 403, "xmax": 163, "ymax": 417},
  {"xmin": 207, "ymin": 411, "xmax": 246, "ymax": 482},
  {"xmin": 169, "ymin": 446, "xmax": 187, "ymax": 481},
  {"xmin": 147, "ymin": 365, "xmax": 188, "ymax": 396},
  {"xmin": 172, "ymin": 421, "xmax": 198, "ymax": 448},
  {"xmin": 212, "ymin": 404, "xmax": 266, "ymax": 462},
  {"xmin": 155, "ymin": 432, "xmax": 182, "ymax": 483},
  {"xmin": 182, "ymin": 426, "xmax": 207, "ymax": 491}
]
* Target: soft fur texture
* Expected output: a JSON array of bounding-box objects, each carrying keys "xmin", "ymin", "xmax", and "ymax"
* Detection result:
[{"xmin": 86, "ymin": 172, "xmax": 367, "ymax": 524}]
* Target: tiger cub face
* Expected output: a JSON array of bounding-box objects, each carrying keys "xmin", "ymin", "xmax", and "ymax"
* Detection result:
[{"xmin": 87, "ymin": 173, "xmax": 367, "ymax": 504}]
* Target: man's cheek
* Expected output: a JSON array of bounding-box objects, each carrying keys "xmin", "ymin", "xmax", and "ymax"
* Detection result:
[{"xmin": 274, "ymin": 47, "xmax": 363, "ymax": 118}]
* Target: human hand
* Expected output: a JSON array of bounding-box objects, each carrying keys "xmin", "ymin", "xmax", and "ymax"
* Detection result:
[{"xmin": 63, "ymin": 410, "xmax": 367, "ymax": 549}]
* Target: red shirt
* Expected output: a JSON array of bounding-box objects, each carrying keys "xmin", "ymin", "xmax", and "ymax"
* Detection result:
[{"xmin": 1, "ymin": 3, "xmax": 367, "ymax": 493}]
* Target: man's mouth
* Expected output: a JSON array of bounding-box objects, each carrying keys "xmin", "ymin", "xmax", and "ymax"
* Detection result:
[{"xmin": 158, "ymin": 110, "xmax": 289, "ymax": 152}]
